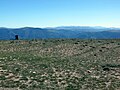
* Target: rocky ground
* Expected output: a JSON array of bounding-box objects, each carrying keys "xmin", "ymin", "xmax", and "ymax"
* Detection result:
[{"xmin": 0, "ymin": 39, "xmax": 120, "ymax": 90}]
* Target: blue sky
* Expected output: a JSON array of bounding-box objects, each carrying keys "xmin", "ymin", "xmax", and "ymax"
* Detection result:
[{"xmin": 0, "ymin": 0, "xmax": 120, "ymax": 28}]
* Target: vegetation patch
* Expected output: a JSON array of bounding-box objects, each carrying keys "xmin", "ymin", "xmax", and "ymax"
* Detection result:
[{"xmin": 0, "ymin": 39, "xmax": 120, "ymax": 90}]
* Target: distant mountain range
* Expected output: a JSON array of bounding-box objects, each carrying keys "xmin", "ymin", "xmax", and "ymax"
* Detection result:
[{"xmin": 0, "ymin": 26, "xmax": 120, "ymax": 40}]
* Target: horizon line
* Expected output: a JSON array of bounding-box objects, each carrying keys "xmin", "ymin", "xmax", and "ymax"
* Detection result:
[{"xmin": 0, "ymin": 25, "xmax": 120, "ymax": 29}]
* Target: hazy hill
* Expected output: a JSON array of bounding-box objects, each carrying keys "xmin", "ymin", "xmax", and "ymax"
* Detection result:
[{"xmin": 0, "ymin": 26, "xmax": 120, "ymax": 40}]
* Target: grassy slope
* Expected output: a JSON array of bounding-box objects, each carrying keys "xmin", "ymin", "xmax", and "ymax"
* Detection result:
[{"xmin": 0, "ymin": 39, "xmax": 120, "ymax": 90}]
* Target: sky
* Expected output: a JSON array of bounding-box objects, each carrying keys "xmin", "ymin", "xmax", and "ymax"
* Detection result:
[{"xmin": 0, "ymin": 0, "xmax": 120, "ymax": 28}]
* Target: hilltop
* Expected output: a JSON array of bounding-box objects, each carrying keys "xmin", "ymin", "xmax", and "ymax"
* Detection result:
[{"xmin": 0, "ymin": 39, "xmax": 120, "ymax": 89}]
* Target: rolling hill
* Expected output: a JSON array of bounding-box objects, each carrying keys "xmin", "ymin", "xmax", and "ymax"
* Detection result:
[{"xmin": 0, "ymin": 26, "xmax": 120, "ymax": 40}]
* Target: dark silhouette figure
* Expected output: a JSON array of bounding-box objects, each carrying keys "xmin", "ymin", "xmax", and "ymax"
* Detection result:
[{"xmin": 15, "ymin": 35, "xmax": 19, "ymax": 40}]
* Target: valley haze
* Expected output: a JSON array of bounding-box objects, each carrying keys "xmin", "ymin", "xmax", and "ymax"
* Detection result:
[{"xmin": 0, "ymin": 26, "xmax": 120, "ymax": 40}]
